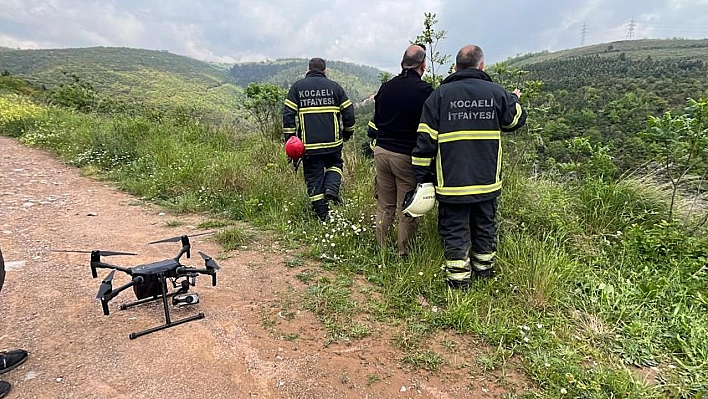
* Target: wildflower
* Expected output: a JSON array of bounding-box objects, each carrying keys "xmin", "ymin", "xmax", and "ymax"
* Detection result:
[
  {"xmin": 418, "ymin": 272, "xmax": 423, "ymax": 276},
  {"xmin": 560, "ymin": 388, "xmax": 567, "ymax": 394}
]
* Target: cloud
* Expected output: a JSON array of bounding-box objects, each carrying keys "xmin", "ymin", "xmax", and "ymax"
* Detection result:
[{"xmin": 1, "ymin": 0, "xmax": 707, "ymax": 70}]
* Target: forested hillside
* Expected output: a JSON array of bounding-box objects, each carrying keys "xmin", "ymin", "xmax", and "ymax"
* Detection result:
[
  {"xmin": 230, "ymin": 58, "xmax": 383, "ymax": 102},
  {"xmin": 503, "ymin": 38, "xmax": 708, "ymax": 172},
  {"xmin": 0, "ymin": 46, "xmax": 243, "ymax": 120}
]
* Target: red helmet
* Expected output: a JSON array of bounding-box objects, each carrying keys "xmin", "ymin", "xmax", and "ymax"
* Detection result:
[{"xmin": 285, "ymin": 136, "xmax": 305, "ymax": 160}]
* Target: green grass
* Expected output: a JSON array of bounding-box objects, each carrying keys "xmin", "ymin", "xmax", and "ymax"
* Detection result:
[{"xmin": 3, "ymin": 91, "xmax": 708, "ymax": 398}]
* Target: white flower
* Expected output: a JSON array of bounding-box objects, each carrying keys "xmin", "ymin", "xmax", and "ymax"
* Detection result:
[
  {"xmin": 523, "ymin": 337, "xmax": 529, "ymax": 343},
  {"xmin": 418, "ymin": 272, "xmax": 423, "ymax": 276},
  {"xmin": 560, "ymin": 388, "xmax": 567, "ymax": 394},
  {"xmin": 330, "ymin": 243, "xmax": 335, "ymax": 247},
  {"xmin": 537, "ymin": 324, "xmax": 543, "ymax": 329}
]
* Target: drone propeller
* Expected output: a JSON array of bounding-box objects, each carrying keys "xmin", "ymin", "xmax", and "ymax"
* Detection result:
[
  {"xmin": 148, "ymin": 231, "xmax": 214, "ymax": 245},
  {"xmin": 198, "ymin": 251, "xmax": 220, "ymax": 270},
  {"xmin": 96, "ymin": 270, "xmax": 115, "ymax": 299},
  {"xmin": 53, "ymin": 250, "xmax": 137, "ymax": 256}
]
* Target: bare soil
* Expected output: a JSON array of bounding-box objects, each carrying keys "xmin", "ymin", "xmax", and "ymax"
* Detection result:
[{"xmin": 0, "ymin": 136, "xmax": 532, "ymax": 398}]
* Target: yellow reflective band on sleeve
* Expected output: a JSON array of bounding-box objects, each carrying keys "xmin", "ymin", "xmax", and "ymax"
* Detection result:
[
  {"xmin": 438, "ymin": 130, "xmax": 501, "ymax": 143},
  {"xmin": 284, "ymin": 99, "xmax": 298, "ymax": 110},
  {"xmin": 368, "ymin": 121, "xmax": 377, "ymax": 131},
  {"xmin": 300, "ymin": 106, "xmax": 340, "ymax": 114},
  {"xmin": 283, "ymin": 128, "xmax": 296, "ymax": 133},
  {"xmin": 340, "ymin": 99, "xmax": 352, "ymax": 109},
  {"xmin": 502, "ymin": 103, "xmax": 523, "ymax": 129},
  {"xmin": 305, "ymin": 140, "xmax": 344, "ymax": 150},
  {"xmin": 412, "ymin": 157, "xmax": 432, "ymax": 167},
  {"xmin": 418, "ymin": 123, "xmax": 438, "ymax": 141},
  {"xmin": 436, "ymin": 181, "xmax": 503, "ymax": 196},
  {"xmin": 325, "ymin": 166, "xmax": 343, "ymax": 176},
  {"xmin": 310, "ymin": 194, "xmax": 325, "ymax": 202},
  {"xmin": 343, "ymin": 125, "xmax": 354, "ymax": 132}
]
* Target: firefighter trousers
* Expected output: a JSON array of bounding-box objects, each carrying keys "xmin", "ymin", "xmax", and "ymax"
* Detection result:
[
  {"xmin": 438, "ymin": 198, "xmax": 498, "ymax": 287},
  {"xmin": 302, "ymin": 151, "xmax": 343, "ymax": 220}
]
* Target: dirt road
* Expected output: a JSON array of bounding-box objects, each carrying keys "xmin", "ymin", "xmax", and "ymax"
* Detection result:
[{"xmin": 0, "ymin": 136, "xmax": 528, "ymax": 398}]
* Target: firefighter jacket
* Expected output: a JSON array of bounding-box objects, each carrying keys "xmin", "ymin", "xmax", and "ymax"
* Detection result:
[
  {"xmin": 412, "ymin": 68, "xmax": 527, "ymax": 204},
  {"xmin": 367, "ymin": 69, "xmax": 433, "ymax": 155},
  {"xmin": 283, "ymin": 71, "xmax": 355, "ymax": 155}
]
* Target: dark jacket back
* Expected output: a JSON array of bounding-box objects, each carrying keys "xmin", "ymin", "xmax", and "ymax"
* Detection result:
[
  {"xmin": 283, "ymin": 71, "xmax": 355, "ymax": 155},
  {"xmin": 412, "ymin": 68, "xmax": 527, "ymax": 204},
  {"xmin": 367, "ymin": 69, "xmax": 433, "ymax": 155}
]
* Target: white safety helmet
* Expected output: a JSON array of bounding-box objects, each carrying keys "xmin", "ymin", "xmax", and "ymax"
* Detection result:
[{"xmin": 402, "ymin": 183, "xmax": 436, "ymax": 217}]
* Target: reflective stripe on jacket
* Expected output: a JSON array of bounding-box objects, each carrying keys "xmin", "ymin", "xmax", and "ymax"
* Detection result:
[
  {"xmin": 283, "ymin": 71, "xmax": 355, "ymax": 155},
  {"xmin": 412, "ymin": 68, "xmax": 527, "ymax": 203}
]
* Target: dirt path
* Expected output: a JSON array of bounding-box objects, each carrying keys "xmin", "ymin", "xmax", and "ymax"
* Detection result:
[{"xmin": 0, "ymin": 136, "xmax": 529, "ymax": 398}]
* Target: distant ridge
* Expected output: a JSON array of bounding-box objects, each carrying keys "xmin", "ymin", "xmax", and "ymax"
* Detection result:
[{"xmin": 506, "ymin": 38, "xmax": 708, "ymax": 67}]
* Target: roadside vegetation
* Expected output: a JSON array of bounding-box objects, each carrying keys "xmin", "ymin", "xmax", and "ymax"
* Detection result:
[{"xmin": 2, "ymin": 37, "xmax": 708, "ymax": 397}]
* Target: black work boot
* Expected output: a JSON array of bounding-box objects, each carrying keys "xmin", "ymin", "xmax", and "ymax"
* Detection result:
[
  {"xmin": 0, "ymin": 381, "xmax": 11, "ymax": 398},
  {"xmin": 0, "ymin": 349, "xmax": 28, "ymax": 375},
  {"xmin": 474, "ymin": 268, "xmax": 495, "ymax": 280},
  {"xmin": 446, "ymin": 279, "xmax": 470, "ymax": 291},
  {"xmin": 324, "ymin": 189, "xmax": 343, "ymax": 205},
  {"xmin": 312, "ymin": 199, "xmax": 329, "ymax": 222}
]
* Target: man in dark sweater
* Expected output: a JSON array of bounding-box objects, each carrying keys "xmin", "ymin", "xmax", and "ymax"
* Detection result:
[{"xmin": 368, "ymin": 44, "xmax": 434, "ymax": 256}]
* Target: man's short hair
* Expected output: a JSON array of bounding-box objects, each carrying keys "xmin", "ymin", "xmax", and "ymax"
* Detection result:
[
  {"xmin": 309, "ymin": 58, "xmax": 326, "ymax": 72},
  {"xmin": 456, "ymin": 45, "xmax": 484, "ymax": 70},
  {"xmin": 401, "ymin": 44, "xmax": 426, "ymax": 70}
]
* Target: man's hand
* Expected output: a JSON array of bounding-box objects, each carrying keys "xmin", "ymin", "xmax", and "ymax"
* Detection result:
[{"xmin": 513, "ymin": 88, "xmax": 522, "ymax": 98}]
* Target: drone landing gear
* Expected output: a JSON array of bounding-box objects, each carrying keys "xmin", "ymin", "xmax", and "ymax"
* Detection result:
[{"xmin": 120, "ymin": 273, "xmax": 205, "ymax": 340}]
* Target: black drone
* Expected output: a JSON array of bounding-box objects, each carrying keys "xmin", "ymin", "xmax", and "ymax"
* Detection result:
[{"xmin": 57, "ymin": 232, "xmax": 220, "ymax": 339}]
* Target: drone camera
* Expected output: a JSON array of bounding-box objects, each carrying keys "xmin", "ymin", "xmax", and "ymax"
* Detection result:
[{"xmin": 173, "ymin": 293, "xmax": 199, "ymax": 307}]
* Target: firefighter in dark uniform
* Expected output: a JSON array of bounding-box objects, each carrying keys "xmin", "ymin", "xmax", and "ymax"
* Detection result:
[
  {"xmin": 283, "ymin": 58, "xmax": 356, "ymax": 221},
  {"xmin": 411, "ymin": 45, "xmax": 527, "ymax": 290}
]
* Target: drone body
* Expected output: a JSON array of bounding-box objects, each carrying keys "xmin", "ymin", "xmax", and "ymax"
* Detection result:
[{"xmin": 60, "ymin": 232, "xmax": 220, "ymax": 339}]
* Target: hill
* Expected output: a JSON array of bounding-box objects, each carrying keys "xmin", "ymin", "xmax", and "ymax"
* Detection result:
[
  {"xmin": 0, "ymin": 47, "xmax": 244, "ymax": 118},
  {"xmin": 500, "ymin": 38, "xmax": 708, "ymax": 172},
  {"xmin": 230, "ymin": 58, "xmax": 384, "ymax": 102}
]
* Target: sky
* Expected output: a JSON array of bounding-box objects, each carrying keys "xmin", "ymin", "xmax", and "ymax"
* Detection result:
[{"xmin": 1, "ymin": 0, "xmax": 708, "ymax": 72}]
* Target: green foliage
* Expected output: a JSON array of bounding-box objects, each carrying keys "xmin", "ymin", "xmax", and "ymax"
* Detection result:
[
  {"xmin": 244, "ymin": 82, "xmax": 286, "ymax": 140},
  {"xmin": 48, "ymin": 72, "xmax": 97, "ymax": 112},
  {"xmin": 414, "ymin": 12, "xmax": 450, "ymax": 88},
  {"xmin": 643, "ymin": 98, "xmax": 708, "ymax": 220}
]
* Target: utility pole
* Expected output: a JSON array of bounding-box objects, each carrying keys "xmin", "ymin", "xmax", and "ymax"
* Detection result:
[
  {"xmin": 581, "ymin": 22, "xmax": 588, "ymax": 45},
  {"xmin": 626, "ymin": 18, "xmax": 636, "ymax": 40}
]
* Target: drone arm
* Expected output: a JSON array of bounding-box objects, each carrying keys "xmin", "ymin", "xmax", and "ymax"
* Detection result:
[
  {"xmin": 91, "ymin": 261, "xmax": 132, "ymax": 278},
  {"xmin": 101, "ymin": 276, "xmax": 144, "ymax": 315}
]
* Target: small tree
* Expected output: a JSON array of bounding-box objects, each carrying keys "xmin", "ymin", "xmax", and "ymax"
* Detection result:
[
  {"xmin": 414, "ymin": 12, "xmax": 450, "ymax": 88},
  {"xmin": 244, "ymin": 82, "xmax": 286, "ymax": 140},
  {"xmin": 643, "ymin": 98, "xmax": 708, "ymax": 221},
  {"xmin": 378, "ymin": 72, "xmax": 392, "ymax": 84}
]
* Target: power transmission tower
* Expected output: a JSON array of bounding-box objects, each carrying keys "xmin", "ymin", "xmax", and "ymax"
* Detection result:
[
  {"xmin": 626, "ymin": 18, "xmax": 636, "ymax": 40},
  {"xmin": 581, "ymin": 23, "xmax": 588, "ymax": 45}
]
